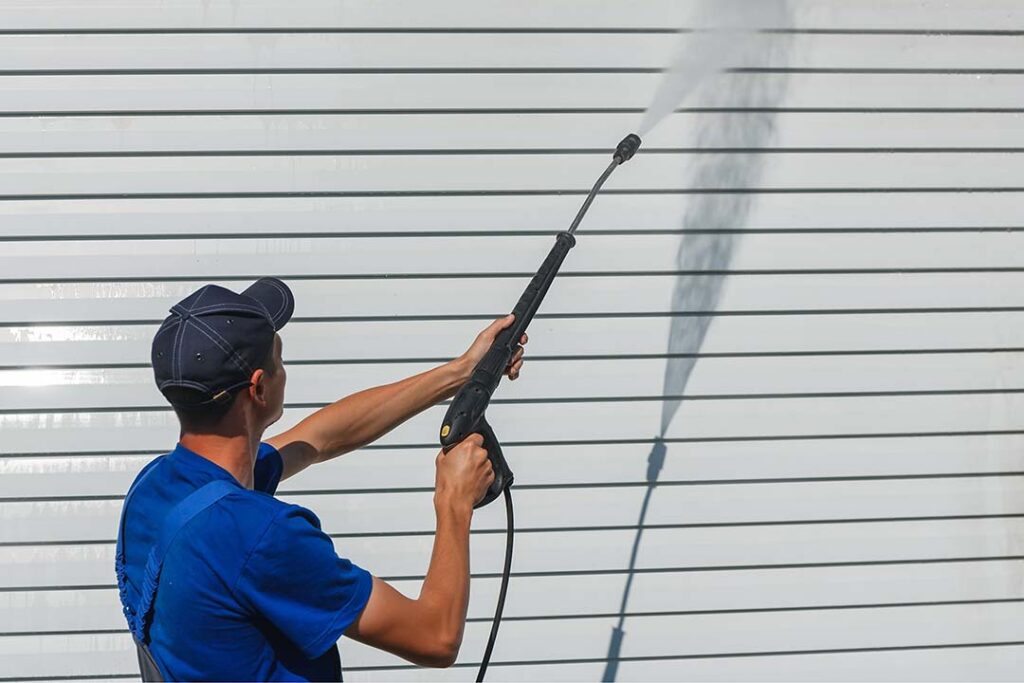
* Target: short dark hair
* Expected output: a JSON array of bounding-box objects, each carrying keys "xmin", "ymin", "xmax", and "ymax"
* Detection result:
[{"xmin": 171, "ymin": 343, "xmax": 278, "ymax": 433}]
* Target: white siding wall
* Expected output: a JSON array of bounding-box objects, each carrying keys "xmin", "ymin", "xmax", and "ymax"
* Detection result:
[{"xmin": 2, "ymin": 1, "xmax": 1023, "ymax": 680}]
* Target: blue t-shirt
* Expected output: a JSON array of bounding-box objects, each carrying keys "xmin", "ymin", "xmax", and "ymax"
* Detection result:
[{"xmin": 118, "ymin": 443, "xmax": 373, "ymax": 681}]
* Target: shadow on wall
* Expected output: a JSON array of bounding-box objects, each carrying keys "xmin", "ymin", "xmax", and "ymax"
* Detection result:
[{"xmin": 601, "ymin": 4, "xmax": 793, "ymax": 680}]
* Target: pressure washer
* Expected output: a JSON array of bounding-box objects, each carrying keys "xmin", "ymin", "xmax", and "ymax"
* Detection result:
[{"xmin": 439, "ymin": 133, "xmax": 642, "ymax": 681}]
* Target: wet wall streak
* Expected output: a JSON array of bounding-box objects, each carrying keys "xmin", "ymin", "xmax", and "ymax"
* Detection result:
[
  {"xmin": 659, "ymin": 17, "xmax": 793, "ymax": 436},
  {"xmin": 602, "ymin": 5, "xmax": 792, "ymax": 680}
]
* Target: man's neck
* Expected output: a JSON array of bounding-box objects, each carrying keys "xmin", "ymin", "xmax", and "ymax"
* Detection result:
[{"xmin": 179, "ymin": 431, "xmax": 261, "ymax": 490}]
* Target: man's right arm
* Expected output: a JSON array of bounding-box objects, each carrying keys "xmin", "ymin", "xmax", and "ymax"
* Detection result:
[{"xmin": 344, "ymin": 434, "xmax": 494, "ymax": 668}]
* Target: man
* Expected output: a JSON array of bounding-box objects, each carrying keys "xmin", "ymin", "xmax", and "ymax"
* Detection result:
[{"xmin": 115, "ymin": 277, "xmax": 527, "ymax": 680}]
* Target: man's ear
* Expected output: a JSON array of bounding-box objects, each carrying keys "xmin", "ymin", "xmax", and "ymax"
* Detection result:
[{"xmin": 249, "ymin": 368, "xmax": 267, "ymax": 405}]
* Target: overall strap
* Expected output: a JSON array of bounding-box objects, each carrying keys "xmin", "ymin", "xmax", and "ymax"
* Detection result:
[
  {"xmin": 117, "ymin": 476, "xmax": 238, "ymax": 643},
  {"xmin": 115, "ymin": 459, "xmax": 163, "ymax": 632}
]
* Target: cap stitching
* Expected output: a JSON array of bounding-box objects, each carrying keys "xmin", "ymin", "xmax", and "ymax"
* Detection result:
[
  {"xmin": 159, "ymin": 378, "xmax": 250, "ymax": 403},
  {"xmin": 158, "ymin": 378, "xmax": 210, "ymax": 393},
  {"xmin": 191, "ymin": 286, "xmax": 213, "ymax": 310},
  {"xmin": 186, "ymin": 302, "xmax": 272, "ymax": 322},
  {"xmin": 152, "ymin": 317, "xmax": 179, "ymax": 343},
  {"xmin": 187, "ymin": 316, "xmax": 255, "ymax": 376},
  {"xmin": 261, "ymin": 278, "xmax": 290, "ymax": 321},
  {"xmin": 246, "ymin": 296, "xmax": 274, "ymax": 324},
  {"xmin": 172, "ymin": 311, "xmax": 186, "ymax": 383}
]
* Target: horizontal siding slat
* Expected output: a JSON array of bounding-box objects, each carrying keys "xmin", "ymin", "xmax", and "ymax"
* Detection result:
[
  {"xmin": 0, "ymin": 0, "xmax": 1020, "ymax": 31},
  {"xmin": 351, "ymin": 645, "xmax": 1024, "ymax": 682},
  {"xmin": 1, "ymin": 34, "xmax": 1021, "ymax": 71},
  {"xmin": 4, "ymin": 602, "xmax": 1024, "ymax": 678},
  {"xmin": 5, "ymin": 477, "xmax": 1023, "ymax": 542},
  {"xmin": 3, "ymin": 518, "xmax": 1023, "ymax": 588},
  {"xmin": 2, "ymin": 194, "xmax": 1022, "ymax": 241},
  {"xmin": 344, "ymin": 602, "xmax": 1024, "ymax": 668},
  {"xmin": 1, "ymin": 275, "xmax": 1021, "ymax": 328},
  {"xmin": 6, "ymin": 433, "xmax": 1024, "ymax": 496},
  {"xmin": 3, "ymin": 153, "xmax": 1024, "ymax": 197},
  {"xmin": 3, "ymin": 313, "xmax": 1022, "ymax": 367},
  {"xmin": 2, "ymin": 351, "xmax": 1021, "ymax": 412},
  {"xmin": 3, "ymin": 74, "xmax": 1023, "ymax": 113},
  {"xmin": 4, "ymin": 112, "xmax": 1024, "ymax": 155},
  {"xmin": 593, "ymin": 645, "xmax": 1024, "ymax": 683},
  {"xmin": 2, "ymin": 235, "xmax": 1024, "ymax": 281},
  {"xmin": 5, "ymin": 560, "xmax": 1024, "ymax": 633},
  {"xmin": 1, "ymin": 394, "xmax": 1021, "ymax": 453}
]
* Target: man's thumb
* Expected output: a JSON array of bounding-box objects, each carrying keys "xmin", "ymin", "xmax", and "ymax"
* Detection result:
[{"xmin": 489, "ymin": 313, "xmax": 515, "ymax": 332}]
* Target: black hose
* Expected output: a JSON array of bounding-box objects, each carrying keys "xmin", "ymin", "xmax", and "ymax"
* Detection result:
[{"xmin": 476, "ymin": 486, "xmax": 514, "ymax": 682}]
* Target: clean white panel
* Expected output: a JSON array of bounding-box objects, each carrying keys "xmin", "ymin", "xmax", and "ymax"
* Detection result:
[
  {"xmin": 1, "ymin": 274, "xmax": 1022, "ymax": 328},
  {"xmin": 2, "ymin": 153, "xmax": 1022, "ymax": 196},
  {"xmin": 3, "ymin": 113, "xmax": 1024, "ymax": 155},
  {"xmin": 339, "ymin": 602, "xmax": 1024, "ymax": 667},
  {"xmin": 1, "ymin": 0, "xmax": 1021, "ymax": 30},
  {"xmin": 3, "ymin": 313, "xmax": 1022, "ymax": 367},
  {"xmin": 2, "ymin": 33, "xmax": 1022, "ymax": 70},
  {"xmin": 2, "ymin": 194, "xmax": 1023, "ymax": 241},
  {"xmin": 2, "ymin": 234, "xmax": 1023, "ymax": 282},
  {"xmin": 604, "ymin": 646, "xmax": 1024, "ymax": 683},
  {"xmin": 3, "ymin": 74, "xmax": 1023, "ymax": 113},
  {"xmin": 351, "ymin": 646, "xmax": 1024, "ymax": 683}
]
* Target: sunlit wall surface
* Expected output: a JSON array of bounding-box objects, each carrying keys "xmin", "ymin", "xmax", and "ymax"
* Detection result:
[{"xmin": 2, "ymin": 1, "xmax": 1024, "ymax": 680}]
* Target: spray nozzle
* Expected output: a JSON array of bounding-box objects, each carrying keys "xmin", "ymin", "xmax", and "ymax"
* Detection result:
[{"xmin": 613, "ymin": 133, "xmax": 642, "ymax": 164}]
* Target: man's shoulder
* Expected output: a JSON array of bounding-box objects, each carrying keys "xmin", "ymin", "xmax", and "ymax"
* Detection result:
[
  {"xmin": 187, "ymin": 483, "xmax": 295, "ymax": 544},
  {"xmin": 125, "ymin": 456, "xmax": 294, "ymax": 556}
]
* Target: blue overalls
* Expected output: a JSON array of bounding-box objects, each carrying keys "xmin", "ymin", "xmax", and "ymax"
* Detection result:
[
  {"xmin": 115, "ymin": 446, "xmax": 355, "ymax": 681},
  {"xmin": 116, "ymin": 476, "xmax": 238, "ymax": 681}
]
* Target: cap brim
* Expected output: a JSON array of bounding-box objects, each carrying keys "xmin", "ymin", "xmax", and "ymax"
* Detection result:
[{"xmin": 242, "ymin": 277, "xmax": 295, "ymax": 330}]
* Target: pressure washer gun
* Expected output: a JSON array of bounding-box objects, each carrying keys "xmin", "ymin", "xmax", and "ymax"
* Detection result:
[{"xmin": 439, "ymin": 133, "xmax": 642, "ymax": 507}]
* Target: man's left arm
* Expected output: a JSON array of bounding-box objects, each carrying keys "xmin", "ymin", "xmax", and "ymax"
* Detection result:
[{"xmin": 267, "ymin": 315, "xmax": 527, "ymax": 481}]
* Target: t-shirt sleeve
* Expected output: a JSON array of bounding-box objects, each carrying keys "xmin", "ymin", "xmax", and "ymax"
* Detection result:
[
  {"xmin": 234, "ymin": 504, "xmax": 373, "ymax": 659},
  {"xmin": 253, "ymin": 442, "xmax": 284, "ymax": 495}
]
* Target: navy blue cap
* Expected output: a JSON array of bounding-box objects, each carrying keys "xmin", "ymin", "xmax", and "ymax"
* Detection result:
[{"xmin": 152, "ymin": 278, "xmax": 294, "ymax": 408}]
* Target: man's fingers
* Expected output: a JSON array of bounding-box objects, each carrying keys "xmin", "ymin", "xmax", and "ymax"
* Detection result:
[
  {"xmin": 485, "ymin": 314, "xmax": 515, "ymax": 336},
  {"xmin": 504, "ymin": 346, "xmax": 525, "ymax": 379}
]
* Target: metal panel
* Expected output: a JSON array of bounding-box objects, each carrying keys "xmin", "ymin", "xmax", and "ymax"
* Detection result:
[
  {"xmin": 1, "ymin": 1, "xmax": 1022, "ymax": 680},
  {"xmin": 0, "ymin": 0, "xmax": 1021, "ymax": 30}
]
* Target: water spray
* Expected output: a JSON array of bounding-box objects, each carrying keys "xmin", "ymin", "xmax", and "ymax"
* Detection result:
[{"xmin": 440, "ymin": 133, "xmax": 641, "ymax": 681}]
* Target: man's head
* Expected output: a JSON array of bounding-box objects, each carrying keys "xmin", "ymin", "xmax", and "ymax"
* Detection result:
[{"xmin": 152, "ymin": 278, "xmax": 293, "ymax": 435}]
